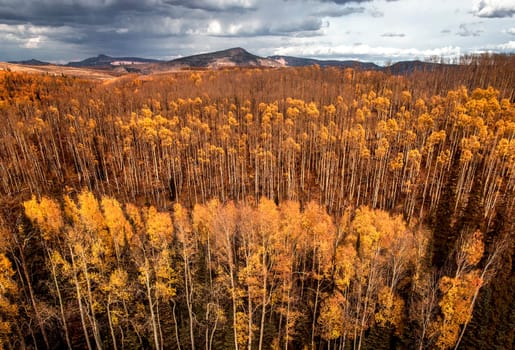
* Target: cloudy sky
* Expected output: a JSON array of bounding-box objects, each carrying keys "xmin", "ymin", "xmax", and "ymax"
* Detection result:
[{"xmin": 0, "ymin": 0, "xmax": 514, "ymax": 64}]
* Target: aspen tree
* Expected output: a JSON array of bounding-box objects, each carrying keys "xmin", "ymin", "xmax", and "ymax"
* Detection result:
[
  {"xmin": 23, "ymin": 196, "xmax": 72, "ymax": 349},
  {"xmin": 208, "ymin": 200, "xmax": 241, "ymax": 350},
  {"xmin": 302, "ymin": 201, "xmax": 335, "ymax": 350},
  {"xmin": 276, "ymin": 201, "xmax": 303, "ymax": 350},
  {"xmin": 174, "ymin": 203, "xmax": 197, "ymax": 350}
]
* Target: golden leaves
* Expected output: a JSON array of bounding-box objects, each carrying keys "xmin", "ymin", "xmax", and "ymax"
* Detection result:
[
  {"xmin": 77, "ymin": 190, "xmax": 106, "ymax": 234},
  {"xmin": 101, "ymin": 197, "xmax": 133, "ymax": 252},
  {"xmin": 434, "ymin": 270, "xmax": 482, "ymax": 349},
  {"xmin": 318, "ymin": 293, "xmax": 345, "ymax": 341},
  {"xmin": 461, "ymin": 231, "xmax": 485, "ymax": 267},
  {"xmin": 375, "ymin": 287, "xmax": 405, "ymax": 331},
  {"xmin": 23, "ymin": 196, "xmax": 63, "ymax": 240},
  {"xmin": 0, "ymin": 253, "xmax": 18, "ymax": 342},
  {"xmin": 144, "ymin": 206, "xmax": 173, "ymax": 248}
]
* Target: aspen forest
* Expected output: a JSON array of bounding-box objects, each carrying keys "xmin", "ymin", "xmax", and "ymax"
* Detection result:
[{"xmin": 0, "ymin": 55, "xmax": 514, "ymax": 350}]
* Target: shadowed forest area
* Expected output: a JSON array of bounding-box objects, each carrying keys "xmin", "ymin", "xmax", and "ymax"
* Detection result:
[{"xmin": 0, "ymin": 55, "xmax": 514, "ymax": 349}]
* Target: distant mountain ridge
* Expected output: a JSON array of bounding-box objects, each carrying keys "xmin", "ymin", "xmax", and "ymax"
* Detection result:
[
  {"xmin": 12, "ymin": 48, "xmax": 453, "ymax": 74},
  {"xmin": 67, "ymin": 54, "xmax": 162, "ymax": 67},
  {"xmin": 268, "ymin": 55, "xmax": 381, "ymax": 70},
  {"xmin": 9, "ymin": 59, "xmax": 51, "ymax": 66},
  {"xmin": 385, "ymin": 60, "xmax": 448, "ymax": 74}
]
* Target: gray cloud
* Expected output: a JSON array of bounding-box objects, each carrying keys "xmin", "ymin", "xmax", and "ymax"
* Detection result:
[
  {"xmin": 457, "ymin": 22, "xmax": 483, "ymax": 37},
  {"xmin": 164, "ymin": 0, "xmax": 258, "ymax": 12},
  {"xmin": 320, "ymin": 0, "xmax": 398, "ymax": 3},
  {"xmin": 381, "ymin": 32, "xmax": 405, "ymax": 37},
  {"xmin": 320, "ymin": 0, "xmax": 371, "ymax": 3},
  {"xmin": 315, "ymin": 6, "xmax": 365, "ymax": 17},
  {"xmin": 269, "ymin": 17, "xmax": 324, "ymax": 35},
  {"xmin": 200, "ymin": 17, "xmax": 324, "ymax": 37},
  {"xmin": 368, "ymin": 7, "xmax": 384, "ymax": 17},
  {"xmin": 0, "ymin": 0, "xmax": 334, "ymax": 60},
  {"xmin": 0, "ymin": 0, "xmax": 183, "ymax": 27},
  {"xmin": 472, "ymin": 0, "xmax": 515, "ymax": 18}
]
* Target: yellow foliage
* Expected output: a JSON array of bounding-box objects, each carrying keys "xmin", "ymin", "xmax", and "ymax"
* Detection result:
[
  {"xmin": 334, "ymin": 244, "xmax": 356, "ymax": 289},
  {"xmin": 257, "ymin": 197, "xmax": 279, "ymax": 239},
  {"xmin": 375, "ymin": 287, "xmax": 404, "ymax": 331},
  {"xmin": 23, "ymin": 196, "xmax": 63, "ymax": 240},
  {"xmin": 0, "ymin": 253, "xmax": 18, "ymax": 343},
  {"xmin": 77, "ymin": 190, "xmax": 105, "ymax": 234},
  {"xmin": 106, "ymin": 268, "xmax": 131, "ymax": 302},
  {"xmin": 435, "ymin": 270, "xmax": 483, "ymax": 349},
  {"xmin": 101, "ymin": 196, "xmax": 133, "ymax": 251},
  {"xmin": 173, "ymin": 203, "xmax": 191, "ymax": 233},
  {"xmin": 389, "ymin": 152, "xmax": 404, "ymax": 171},
  {"xmin": 461, "ymin": 231, "xmax": 485, "ymax": 267},
  {"xmin": 352, "ymin": 207, "xmax": 380, "ymax": 258},
  {"xmin": 154, "ymin": 249, "xmax": 176, "ymax": 299},
  {"xmin": 144, "ymin": 206, "xmax": 173, "ymax": 247},
  {"xmin": 302, "ymin": 201, "xmax": 335, "ymax": 272},
  {"xmin": 375, "ymin": 137, "xmax": 389, "ymax": 159},
  {"xmin": 234, "ymin": 311, "xmax": 250, "ymax": 348},
  {"xmin": 318, "ymin": 293, "xmax": 345, "ymax": 340}
]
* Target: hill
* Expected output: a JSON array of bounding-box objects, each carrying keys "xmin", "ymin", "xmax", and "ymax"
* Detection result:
[
  {"xmin": 167, "ymin": 47, "xmax": 282, "ymax": 68},
  {"xmin": 0, "ymin": 61, "xmax": 117, "ymax": 80},
  {"xmin": 268, "ymin": 55, "xmax": 381, "ymax": 70},
  {"xmin": 67, "ymin": 54, "xmax": 161, "ymax": 68},
  {"xmin": 8, "ymin": 59, "xmax": 51, "ymax": 66},
  {"xmin": 5, "ymin": 47, "xmax": 474, "ymax": 77}
]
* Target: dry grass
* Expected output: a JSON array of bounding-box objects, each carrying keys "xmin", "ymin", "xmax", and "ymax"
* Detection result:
[{"xmin": 0, "ymin": 62, "xmax": 117, "ymax": 80}]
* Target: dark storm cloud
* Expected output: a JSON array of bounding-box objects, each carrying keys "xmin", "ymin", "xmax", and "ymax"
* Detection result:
[
  {"xmin": 0, "ymin": 0, "xmax": 261, "ymax": 60},
  {"xmin": 3, "ymin": 0, "xmax": 345, "ymax": 62},
  {"xmin": 0, "ymin": 0, "xmax": 319, "ymax": 40},
  {"xmin": 0, "ymin": 0, "xmax": 188, "ymax": 26}
]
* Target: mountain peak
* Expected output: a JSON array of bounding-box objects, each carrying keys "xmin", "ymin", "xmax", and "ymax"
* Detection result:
[
  {"xmin": 168, "ymin": 47, "xmax": 282, "ymax": 68},
  {"xmin": 225, "ymin": 47, "xmax": 248, "ymax": 55}
]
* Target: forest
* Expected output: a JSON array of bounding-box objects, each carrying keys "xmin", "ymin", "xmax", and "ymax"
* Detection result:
[{"xmin": 0, "ymin": 55, "xmax": 514, "ymax": 349}]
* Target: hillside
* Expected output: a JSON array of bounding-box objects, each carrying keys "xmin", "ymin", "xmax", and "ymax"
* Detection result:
[
  {"xmin": 0, "ymin": 61, "xmax": 117, "ymax": 80},
  {"xmin": 269, "ymin": 55, "xmax": 381, "ymax": 70},
  {"xmin": 6, "ymin": 47, "xmax": 481, "ymax": 75},
  {"xmin": 8, "ymin": 58, "xmax": 51, "ymax": 66},
  {"xmin": 0, "ymin": 56, "xmax": 513, "ymax": 350},
  {"xmin": 67, "ymin": 54, "xmax": 161, "ymax": 67},
  {"xmin": 167, "ymin": 47, "xmax": 282, "ymax": 68}
]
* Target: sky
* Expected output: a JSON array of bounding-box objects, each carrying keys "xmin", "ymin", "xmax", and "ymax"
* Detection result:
[{"xmin": 0, "ymin": 0, "xmax": 514, "ymax": 64}]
